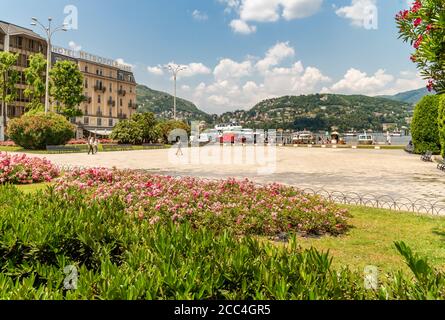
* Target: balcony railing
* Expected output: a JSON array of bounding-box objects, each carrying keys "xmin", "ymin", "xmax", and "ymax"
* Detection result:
[
  {"xmin": 128, "ymin": 102, "xmax": 138, "ymax": 109},
  {"xmin": 94, "ymin": 85, "xmax": 106, "ymax": 93},
  {"xmin": 107, "ymin": 99, "xmax": 116, "ymax": 107},
  {"xmin": 83, "ymin": 96, "xmax": 92, "ymax": 104},
  {"xmin": 118, "ymin": 113, "xmax": 127, "ymax": 119},
  {"xmin": 96, "ymin": 110, "xmax": 103, "ymax": 116},
  {"xmin": 118, "ymin": 89, "xmax": 126, "ymax": 96}
]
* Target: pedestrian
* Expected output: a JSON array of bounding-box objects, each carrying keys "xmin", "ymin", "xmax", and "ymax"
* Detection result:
[
  {"xmin": 93, "ymin": 137, "xmax": 99, "ymax": 154},
  {"xmin": 87, "ymin": 136, "xmax": 94, "ymax": 155},
  {"xmin": 176, "ymin": 137, "xmax": 183, "ymax": 156}
]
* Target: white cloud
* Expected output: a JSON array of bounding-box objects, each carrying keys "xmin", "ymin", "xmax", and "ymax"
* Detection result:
[
  {"xmin": 214, "ymin": 58, "xmax": 253, "ymax": 80},
  {"xmin": 68, "ymin": 41, "xmax": 81, "ymax": 52},
  {"xmin": 335, "ymin": 0, "xmax": 378, "ymax": 28},
  {"xmin": 256, "ymin": 41, "xmax": 295, "ymax": 72},
  {"xmin": 220, "ymin": 0, "xmax": 323, "ymax": 34},
  {"xmin": 178, "ymin": 62, "xmax": 212, "ymax": 78},
  {"xmin": 330, "ymin": 68, "xmax": 394, "ymax": 95},
  {"xmin": 229, "ymin": 19, "xmax": 257, "ymax": 34},
  {"xmin": 192, "ymin": 10, "xmax": 208, "ymax": 21},
  {"xmin": 147, "ymin": 66, "xmax": 164, "ymax": 76},
  {"xmin": 181, "ymin": 85, "xmax": 191, "ymax": 91}
]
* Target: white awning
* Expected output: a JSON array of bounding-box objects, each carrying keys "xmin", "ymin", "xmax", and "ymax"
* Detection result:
[{"xmin": 85, "ymin": 129, "xmax": 112, "ymax": 136}]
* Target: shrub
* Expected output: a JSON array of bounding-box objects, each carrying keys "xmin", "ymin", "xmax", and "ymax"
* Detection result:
[
  {"xmin": 0, "ymin": 152, "xmax": 59, "ymax": 184},
  {"xmin": 111, "ymin": 113, "xmax": 159, "ymax": 145},
  {"xmin": 439, "ymin": 95, "xmax": 445, "ymax": 157},
  {"xmin": 0, "ymin": 185, "xmax": 444, "ymax": 300},
  {"xmin": 54, "ymin": 168, "xmax": 350, "ymax": 237},
  {"xmin": 411, "ymin": 95, "xmax": 441, "ymax": 154},
  {"xmin": 7, "ymin": 112, "xmax": 75, "ymax": 150},
  {"xmin": 156, "ymin": 120, "xmax": 191, "ymax": 144}
]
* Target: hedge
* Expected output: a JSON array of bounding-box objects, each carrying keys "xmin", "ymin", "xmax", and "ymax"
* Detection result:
[{"xmin": 411, "ymin": 95, "xmax": 441, "ymax": 154}]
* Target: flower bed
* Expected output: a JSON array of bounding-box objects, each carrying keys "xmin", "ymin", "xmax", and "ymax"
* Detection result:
[
  {"xmin": 0, "ymin": 152, "xmax": 60, "ymax": 184},
  {"xmin": 0, "ymin": 141, "xmax": 17, "ymax": 147},
  {"xmin": 67, "ymin": 139, "xmax": 116, "ymax": 145},
  {"xmin": 54, "ymin": 168, "xmax": 350, "ymax": 237}
]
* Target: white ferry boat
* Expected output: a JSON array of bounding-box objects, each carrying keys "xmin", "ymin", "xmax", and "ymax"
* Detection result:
[{"xmin": 358, "ymin": 131, "xmax": 374, "ymax": 145}]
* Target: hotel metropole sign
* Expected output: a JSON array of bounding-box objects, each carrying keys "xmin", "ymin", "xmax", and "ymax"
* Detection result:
[{"xmin": 51, "ymin": 46, "xmax": 132, "ymax": 72}]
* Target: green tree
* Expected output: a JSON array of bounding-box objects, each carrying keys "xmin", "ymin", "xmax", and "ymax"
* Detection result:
[
  {"xmin": 438, "ymin": 95, "xmax": 445, "ymax": 157},
  {"xmin": 411, "ymin": 95, "xmax": 441, "ymax": 154},
  {"xmin": 111, "ymin": 112, "xmax": 160, "ymax": 145},
  {"xmin": 50, "ymin": 60, "xmax": 84, "ymax": 118},
  {"xmin": 24, "ymin": 53, "xmax": 46, "ymax": 112},
  {"xmin": 396, "ymin": 0, "xmax": 445, "ymax": 93},
  {"xmin": 0, "ymin": 52, "xmax": 19, "ymax": 133},
  {"xmin": 131, "ymin": 113, "xmax": 160, "ymax": 143},
  {"xmin": 156, "ymin": 119, "xmax": 191, "ymax": 144}
]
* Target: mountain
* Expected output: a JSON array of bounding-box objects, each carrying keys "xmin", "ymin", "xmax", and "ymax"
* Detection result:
[
  {"xmin": 217, "ymin": 94, "xmax": 414, "ymax": 132},
  {"xmin": 136, "ymin": 84, "xmax": 212, "ymax": 122},
  {"xmin": 379, "ymin": 87, "xmax": 432, "ymax": 105}
]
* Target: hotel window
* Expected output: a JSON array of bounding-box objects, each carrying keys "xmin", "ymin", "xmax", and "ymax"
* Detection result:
[
  {"xmin": 97, "ymin": 118, "xmax": 102, "ymax": 126},
  {"xmin": 120, "ymin": 99, "xmax": 123, "ymax": 107},
  {"xmin": 109, "ymin": 83, "xmax": 112, "ymax": 92},
  {"xmin": 98, "ymin": 95, "xmax": 101, "ymax": 103},
  {"xmin": 17, "ymin": 37, "xmax": 23, "ymax": 48},
  {"xmin": 85, "ymin": 65, "xmax": 88, "ymax": 73},
  {"xmin": 84, "ymin": 79, "xmax": 88, "ymax": 88},
  {"xmin": 108, "ymin": 119, "xmax": 113, "ymax": 127},
  {"xmin": 84, "ymin": 117, "xmax": 89, "ymax": 125}
]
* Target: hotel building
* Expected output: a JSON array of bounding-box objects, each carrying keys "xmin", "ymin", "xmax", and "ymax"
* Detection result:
[
  {"xmin": 0, "ymin": 20, "xmax": 137, "ymax": 138},
  {"xmin": 0, "ymin": 21, "xmax": 47, "ymax": 119},
  {"xmin": 52, "ymin": 47, "xmax": 137, "ymax": 138}
]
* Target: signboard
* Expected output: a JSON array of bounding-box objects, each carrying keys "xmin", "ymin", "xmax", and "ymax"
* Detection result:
[{"xmin": 52, "ymin": 46, "xmax": 132, "ymax": 72}]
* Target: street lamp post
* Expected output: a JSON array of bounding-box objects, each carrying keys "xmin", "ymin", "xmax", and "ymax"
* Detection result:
[
  {"xmin": 31, "ymin": 17, "xmax": 68, "ymax": 114},
  {"xmin": 164, "ymin": 63, "xmax": 187, "ymax": 120}
]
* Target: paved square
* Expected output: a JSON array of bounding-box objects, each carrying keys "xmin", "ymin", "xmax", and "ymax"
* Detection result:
[{"xmin": 20, "ymin": 146, "xmax": 445, "ymax": 203}]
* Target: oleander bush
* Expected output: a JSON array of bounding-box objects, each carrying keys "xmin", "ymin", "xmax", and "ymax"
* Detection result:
[
  {"xmin": 7, "ymin": 112, "xmax": 75, "ymax": 150},
  {"xmin": 0, "ymin": 185, "xmax": 444, "ymax": 300},
  {"xmin": 53, "ymin": 168, "xmax": 351, "ymax": 237},
  {"xmin": 411, "ymin": 95, "xmax": 441, "ymax": 154},
  {"xmin": 0, "ymin": 152, "xmax": 59, "ymax": 184}
]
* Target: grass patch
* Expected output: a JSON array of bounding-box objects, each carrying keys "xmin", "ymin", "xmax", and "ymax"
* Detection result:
[
  {"xmin": 294, "ymin": 206, "xmax": 445, "ymax": 273},
  {"xmin": 16, "ymin": 183, "xmax": 52, "ymax": 194}
]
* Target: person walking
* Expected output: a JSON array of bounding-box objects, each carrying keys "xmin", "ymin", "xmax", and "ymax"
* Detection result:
[
  {"xmin": 176, "ymin": 136, "xmax": 183, "ymax": 156},
  {"xmin": 93, "ymin": 137, "xmax": 99, "ymax": 154},
  {"xmin": 87, "ymin": 136, "xmax": 94, "ymax": 155}
]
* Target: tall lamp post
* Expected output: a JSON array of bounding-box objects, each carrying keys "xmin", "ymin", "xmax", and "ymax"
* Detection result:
[
  {"xmin": 31, "ymin": 17, "xmax": 68, "ymax": 114},
  {"xmin": 164, "ymin": 63, "xmax": 187, "ymax": 120}
]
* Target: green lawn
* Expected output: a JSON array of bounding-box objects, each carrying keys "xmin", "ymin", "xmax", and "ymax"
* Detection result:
[
  {"xmin": 294, "ymin": 206, "xmax": 445, "ymax": 273},
  {"xmin": 15, "ymin": 183, "xmax": 52, "ymax": 193}
]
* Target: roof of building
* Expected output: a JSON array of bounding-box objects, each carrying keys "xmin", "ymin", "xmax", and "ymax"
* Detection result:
[{"xmin": 0, "ymin": 20, "xmax": 45, "ymax": 41}]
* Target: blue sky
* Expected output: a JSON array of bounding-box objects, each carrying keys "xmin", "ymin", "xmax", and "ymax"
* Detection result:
[{"xmin": 1, "ymin": 0, "xmax": 420, "ymax": 114}]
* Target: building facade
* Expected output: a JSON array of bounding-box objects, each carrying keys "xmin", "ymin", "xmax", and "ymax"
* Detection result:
[
  {"xmin": 52, "ymin": 47, "xmax": 137, "ymax": 138},
  {"xmin": 1, "ymin": 20, "xmax": 137, "ymax": 139},
  {"xmin": 0, "ymin": 21, "xmax": 47, "ymax": 120}
]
